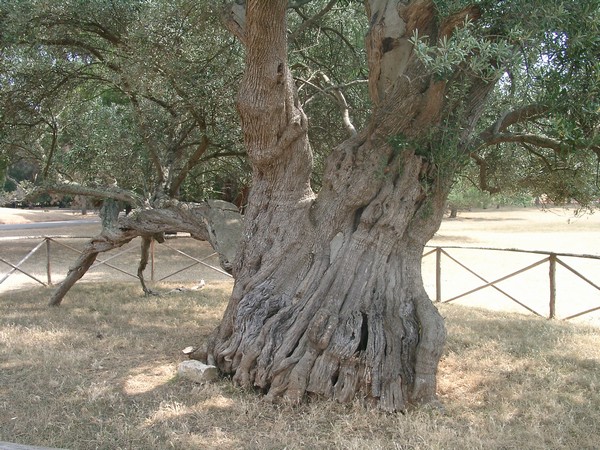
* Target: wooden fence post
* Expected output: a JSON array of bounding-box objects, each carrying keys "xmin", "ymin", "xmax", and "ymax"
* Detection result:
[
  {"xmin": 45, "ymin": 238, "xmax": 52, "ymax": 286},
  {"xmin": 435, "ymin": 247, "xmax": 442, "ymax": 302},
  {"xmin": 150, "ymin": 239, "xmax": 155, "ymax": 282},
  {"xmin": 549, "ymin": 253, "xmax": 556, "ymax": 319}
]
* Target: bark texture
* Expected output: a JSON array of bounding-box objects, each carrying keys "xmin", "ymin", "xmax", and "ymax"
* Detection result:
[
  {"xmin": 48, "ymin": 199, "xmax": 242, "ymax": 306},
  {"xmin": 198, "ymin": 0, "xmax": 496, "ymax": 411}
]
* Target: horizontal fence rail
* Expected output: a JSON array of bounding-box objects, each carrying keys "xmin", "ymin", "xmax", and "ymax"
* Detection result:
[{"xmin": 1, "ymin": 237, "xmax": 599, "ymax": 322}]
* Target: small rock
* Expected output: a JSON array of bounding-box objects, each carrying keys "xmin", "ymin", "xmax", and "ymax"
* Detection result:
[
  {"xmin": 177, "ymin": 360, "xmax": 219, "ymax": 383},
  {"xmin": 182, "ymin": 346, "xmax": 195, "ymax": 355},
  {"xmin": 192, "ymin": 279, "xmax": 206, "ymax": 290}
]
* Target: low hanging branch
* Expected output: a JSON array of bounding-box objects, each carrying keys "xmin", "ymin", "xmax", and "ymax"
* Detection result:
[
  {"xmin": 473, "ymin": 104, "xmax": 569, "ymax": 153},
  {"xmin": 39, "ymin": 183, "xmax": 243, "ymax": 306},
  {"xmin": 35, "ymin": 182, "xmax": 145, "ymax": 206}
]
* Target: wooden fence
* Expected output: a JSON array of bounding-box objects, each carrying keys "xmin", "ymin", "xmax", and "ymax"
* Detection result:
[
  {"xmin": 423, "ymin": 246, "xmax": 600, "ymax": 321},
  {"xmin": 0, "ymin": 235, "xmax": 231, "ymax": 290},
  {"xmin": 1, "ymin": 237, "xmax": 599, "ymax": 321}
]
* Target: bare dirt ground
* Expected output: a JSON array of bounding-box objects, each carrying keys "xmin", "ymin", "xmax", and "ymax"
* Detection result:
[
  {"xmin": 430, "ymin": 206, "xmax": 600, "ymax": 255},
  {"xmin": 1, "ymin": 205, "xmax": 599, "ymax": 325},
  {"xmin": 0, "ymin": 206, "xmax": 98, "ymax": 224},
  {"xmin": 426, "ymin": 206, "xmax": 600, "ymax": 326}
]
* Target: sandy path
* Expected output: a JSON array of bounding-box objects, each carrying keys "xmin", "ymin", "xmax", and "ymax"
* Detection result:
[{"xmin": 0, "ymin": 207, "xmax": 98, "ymax": 224}]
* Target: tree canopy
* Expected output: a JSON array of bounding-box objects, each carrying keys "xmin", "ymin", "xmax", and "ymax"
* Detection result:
[
  {"xmin": 0, "ymin": 0, "xmax": 246, "ymax": 205},
  {"xmin": 1, "ymin": 0, "xmax": 598, "ymax": 207}
]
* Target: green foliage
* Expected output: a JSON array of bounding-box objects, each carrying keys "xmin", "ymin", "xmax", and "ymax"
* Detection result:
[
  {"xmin": 1, "ymin": 0, "xmax": 598, "ymax": 210},
  {"xmin": 448, "ymin": 178, "xmax": 532, "ymax": 210},
  {"xmin": 441, "ymin": 0, "xmax": 600, "ymax": 208},
  {"xmin": 0, "ymin": 156, "xmax": 8, "ymax": 186},
  {"xmin": 288, "ymin": 1, "xmax": 370, "ymax": 189},
  {"xmin": 410, "ymin": 19, "xmax": 515, "ymax": 81},
  {"xmin": 389, "ymin": 117, "xmax": 471, "ymax": 192},
  {"xmin": 0, "ymin": 0, "xmax": 246, "ymax": 203}
]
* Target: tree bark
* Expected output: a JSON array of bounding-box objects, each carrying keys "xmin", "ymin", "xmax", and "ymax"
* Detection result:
[
  {"xmin": 49, "ymin": 199, "xmax": 124, "ymax": 306},
  {"xmin": 196, "ymin": 0, "xmax": 499, "ymax": 411},
  {"xmin": 137, "ymin": 235, "xmax": 158, "ymax": 296},
  {"xmin": 201, "ymin": 135, "xmax": 448, "ymax": 410}
]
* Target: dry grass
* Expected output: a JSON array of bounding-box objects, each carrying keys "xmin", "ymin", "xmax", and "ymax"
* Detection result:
[{"xmin": 1, "ymin": 281, "xmax": 599, "ymax": 449}]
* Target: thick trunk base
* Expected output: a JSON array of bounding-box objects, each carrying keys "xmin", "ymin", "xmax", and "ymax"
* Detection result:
[{"xmin": 200, "ymin": 232, "xmax": 446, "ymax": 412}]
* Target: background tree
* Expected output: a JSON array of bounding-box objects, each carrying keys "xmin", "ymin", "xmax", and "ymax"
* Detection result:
[
  {"xmin": 1, "ymin": 0, "xmax": 246, "ymax": 201},
  {"xmin": 196, "ymin": 0, "xmax": 600, "ymax": 412},
  {"xmin": 0, "ymin": 0, "xmax": 247, "ymax": 302},
  {"xmin": 287, "ymin": 1, "xmax": 371, "ymax": 187}
]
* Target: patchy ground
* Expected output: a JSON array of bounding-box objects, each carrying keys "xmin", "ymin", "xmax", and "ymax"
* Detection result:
[
  {"xmin": 426, "ymin": 207, "xmax": 600, "ymax": 326},
  {"xmin": 1, "ymin": 281, "xmax": 599, "ymax": 450},
  {"xmin": 0, "ymin": 206, "xmax": 599, "ymax": 449},
  {"xmin": 430, "ymin": 206, "xmax": 600, "ymax": 255}
]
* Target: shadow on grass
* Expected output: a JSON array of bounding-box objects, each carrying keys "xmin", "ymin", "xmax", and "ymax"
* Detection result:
[{"xmin": 0, "ymin": 281, "xmax": 242, "ymax": 449}]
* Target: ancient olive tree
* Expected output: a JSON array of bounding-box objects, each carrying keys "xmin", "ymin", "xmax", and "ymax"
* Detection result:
[{"xmin": 196, "ymin": 0, "xmax": 599, "ymax": 412}]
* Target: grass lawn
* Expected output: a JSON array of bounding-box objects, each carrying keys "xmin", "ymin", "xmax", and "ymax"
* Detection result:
[{"xmin": 1, "ymin": 281, "xmax": 599, "ymax": 449}]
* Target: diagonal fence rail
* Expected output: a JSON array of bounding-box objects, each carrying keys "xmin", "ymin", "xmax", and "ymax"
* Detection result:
[{"xmin": 0, "ymin": 235, "xmax": 232, "ymax": 291}]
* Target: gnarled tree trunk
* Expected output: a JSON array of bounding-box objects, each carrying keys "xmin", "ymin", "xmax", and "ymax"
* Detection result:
[{"xmin": 196, "ymin": 0, "xmax": 497, "ymax": 412}]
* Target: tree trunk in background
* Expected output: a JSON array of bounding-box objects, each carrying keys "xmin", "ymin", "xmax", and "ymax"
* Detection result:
[{"xmin": 197, "ymin": 0, "xmax": 498, "ymax": 411}]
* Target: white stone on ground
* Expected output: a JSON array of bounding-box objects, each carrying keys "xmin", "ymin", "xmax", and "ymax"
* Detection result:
[{"xmin": 177, "ymin": 360, "xmax": 219, "ymax": 383}]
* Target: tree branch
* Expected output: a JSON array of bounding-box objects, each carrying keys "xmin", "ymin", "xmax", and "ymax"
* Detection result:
[
  {"xmin": 169, "ymin": 135, "xmax": 211, "ymax": 197},
  {"xmin": 290, "ymin": 0, "xmax": 337, "ymax": 43},
  {"xmin": 312, "ymin": 72, "xmax": 357, "ymax": 137},
  {"xmin": 301, "ymin": 78, "xmax": 367, "ymax": 106},
  {"xmin": 128, "ymin": 94, "xmax": 166, "ymax": 184},
  {"xmin": 288, "ymin": 0, "xmax": 315, "ymax": 8},
  {"xmin": 482, "ymin": 132, "xmax": 567, "ymax": 152},
  {"xmin": 222, "ymin": 2, "xmax": 247, "ymax": 44},
  {"xmin": 476, "ymin": 104, "xmax": 548, "ymax": 146},
  {"xmin": 474, "ymin": 103, "xmax": 600, "ymax": 165},
  {"xmin": 41, "ymin": 118, "xmax": 58, "ymax": 178},
  {"xmin": 39, "ymin": 38, "xmax": 121, "ymax": 73},
  {"xmin": 497, "ymin": 104, "xmax": 547, "ymax": 132},
  {"xmin": 200, "ymin": 150, "xmax": 247, "ymax": 161},
  {"xmin": 520, "ymin": 143, "xmax": 553, "ymax": 172},
  {"xmin": 469, "ymin": 152, "xmax": 501, "ymax": 194},
  {"xmin": 438, "ymin": 4, "xmax": 481, "ymax": 39},
  {"xmin": 31, "ymin": 182, "xmax": 144, "ymax": 206}
]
